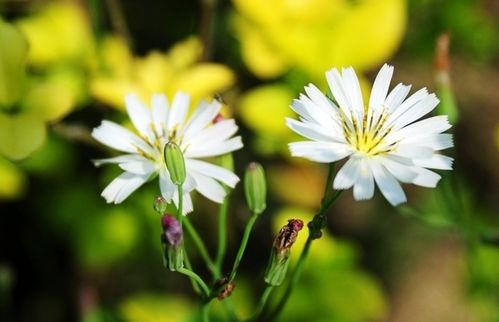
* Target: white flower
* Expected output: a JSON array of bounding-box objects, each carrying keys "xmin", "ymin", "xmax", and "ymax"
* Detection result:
[
  {"xmin": 287, "ymin": 64, "xmax": 454, "ymax": 206},
  {"xmin": 92, "ymin": 92, "xmax": 243, "ymax": 213}
]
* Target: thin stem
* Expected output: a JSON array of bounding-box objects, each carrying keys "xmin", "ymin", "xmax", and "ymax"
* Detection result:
[
  {"xmin": 265, "ymin": 163, "xmax": 339, "ymax": 321},
  {"xmin": 183, "ymin": 218, "xmax": 218, "ymax": 275},
  {"xmin": 201, "ymin": 302, "xmax": 211, "ymax": 322},
  {"xmin": 199, "ymin": 0, "xmax": 217, "ymax": 61},
  {"xmin": 177, "ymin": 185, "xmax": 184, "ymax": 224},
  {"xmin": 178, "ymin": 268, "xmax": 211, "ymax": 298},
  {"xmin": 184, "ymin": 253, "xmax": 202, "ymax": 295},
  {"xmin": 264, "ymin": 238, "xmax": 312, "ymax": 321},
  {"xmin": 104, "ymin": 0, "xmax": 133, "ymax": 50},
  {"xmin": 229, "ymin": 213, "xmax": 259, "ymax": 281},
  {"xmin": 215, "ymin": 198, "xmax": 229, "ymax": 278},
  {"xmin": 245, "ymin": 286, "xmax": 274, "ymax": 321}
]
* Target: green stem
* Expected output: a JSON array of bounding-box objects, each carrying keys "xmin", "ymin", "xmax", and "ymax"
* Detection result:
[
  {"xmin": 265, "ymin": 164, "xmax": 339, "ymax": 321},
  {"xmin": 184, "ymin": 253, "xmax": 202, "ymax": 295},
  {"xmin": 201, "ymin": 302, "xmax": 211, "ymax": 322},
  {"xmin": 245, "ymin": 286, "xmax": 274, "ymax": 321},
  {"xmin": 199, "ymin": 0, "xmax": 217, "ymax": 61},
  {"xmin": 215, "ymin": 198, "xmax": 229, "ymax": 278},
  {"xmin": 183, "ymin": 217, "xmax": 217, "ymax": 275},
  {"xmin": 229, "ymin": 213, "xmax": 259, "ymax": 281},
  {"xmin": 177, "ymin": 185, "xmax": 184, "ymax": 224},
  {"xmin": 264, "ymin": 236, "xmax": 312, "ymax": 321},
  {"xmin": 178, "ymin": 268, "xmax": 211, "ymax": 298},
  {"xmin": 104, "ymin": 0, "xmax": 134, "ymax": 50}
]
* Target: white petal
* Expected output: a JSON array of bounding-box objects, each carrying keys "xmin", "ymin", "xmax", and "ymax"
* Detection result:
[
  {"xmin": 392, "ymin": 93, "xmax": 439, "ymax": 130},
  {"xmin": 387, "ymin": 87, "xmax": 428, "ymax": 124},
  {"xmin": 413, "ymin": 154, "xmax": 454, "ymax": 170},
  {"xmin": 369, "ymin": 64, "xmax": 394, "ymax": 111},
  {"xmin": 402, "ymin": 133, "xmax": 453, "ymax": 151},
  {"xmin": 125, "ymin": 94, "xmax": 155, "ymax": 142},
  {"xmin": 182, "ymin": 193, "xmax": 193, "ymax": 214},
  {"xmin": 385, "ymin": 83, "xmax": 411, "ymax": 111},
  {"xmin": 412, "ymin": 167, "xmax": 441, "ymax": 188},
  {"xmin": 353, "ymin": 159, "xmax": 374, "ymax": 200},
  {"xmin": 186, "ymin": 159, "xmax": 239, "ymax": 188},
  {"xmin": 167, "ymin": 91, "xmax": 190, "ymax": 131},
  {"xmin": 101, "ymin": 172, "xmax": 149, "ymax": 204},
  {"xmin": 119, "ymin": 159, "xmax": 157, "ymax": 175},
  {"xmin": 185, "ymin": 137, "xmax": 243, "ymax": 158},
  {"xmin": 286, "ymin": 118, "xmax": 343, "ymax": 143},
  {"xmin": 386, "ymin": 116, "xmax": 451, "ymax": 143},
  {"xmin": 185, "ymin": 119, "xmax": 238, "ymax": 148},
  {"xmin": 191, "ymin": 171, "xmax": 227, "ymax": 203},
  {"xmin": 92, "ymin": 121, "xmax": 156, "ymax": 156},
  {"xmin": 93, "ymin": 154, "xmax": 145, "ymax": 167},
  {"xmin": 159, "ymin": 168, "xmax": 176, "ymax": 200},
  {"xmin": 392, "ymin": 145, "xmax": 434, "ymax": 159},
  {"xmin": 289, "ymin": 141, "xmax": 351, "ymax": 163},
  {"xmin": 182, "ymin": 100, "xmax": 221, "ymax": 142},
  {"xmin": 370, "ymin": 160, "xmax": 407, "ymax": 206},
  {"xmin": 333, "ymin": 157, "xmax": 361, "ymax": 189},
  {"xmin": 341, "ymin": 67, "xmax": 364, "ymax": 116},
  {"xmin": 172, "ymin": 190, "xmax": 194, "ymax": 215},
  {"xmin": 152, "ymin": 94, "xmax": 169, "ymax": 138},
  {"xmin": 303, "ymin": 84, "xmax": 338, "ymax": 121},
  {"xmin": 325, "ymin": 68, "xmax": 353, "ymax": 122},
  {"xmin": 378, "ymin": 156, "xmax": 418, "ymax": 183}
]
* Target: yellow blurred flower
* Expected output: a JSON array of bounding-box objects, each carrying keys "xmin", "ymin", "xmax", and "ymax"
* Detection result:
[
  {"xmin": 120, "ymin": 293, "xmax": 194, "ymax": 322},
  {"xmin": 232, "ymin": 0, "xmax": 407, "ymax": 80},
  {"xmin": 15, "ymin": 1, "xmax": 94, "ymax": 67},
  {"xmin": 91, "ymin": 36, "xmax": 236, "ymax": 110},
  {"xmin": 0, "ymin": 156, "xmax": 26, "ymax": 199}
]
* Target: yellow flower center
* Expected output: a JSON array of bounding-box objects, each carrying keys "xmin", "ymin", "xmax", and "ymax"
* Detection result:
[{"xmin": 342, "ymin": 107, "xmax": 396, "ymax": 156}]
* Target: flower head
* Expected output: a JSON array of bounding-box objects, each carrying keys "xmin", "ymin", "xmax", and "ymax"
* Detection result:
[
  {"xmin": 287, "ymin": 64, "xmax": 454, "ymax": 206},
  {"xmin": 92, "ymin": 92, "xmax": 243, "ymax": 213}
]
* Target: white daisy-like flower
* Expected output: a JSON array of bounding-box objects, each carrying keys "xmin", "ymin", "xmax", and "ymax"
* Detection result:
[
  {"xmin": 92, "ymin": 92, "xmax": 243, "ymax": 213},
  {"xmin": 286, "ymin": 64, "xmax": 454, "ymax": 206}
]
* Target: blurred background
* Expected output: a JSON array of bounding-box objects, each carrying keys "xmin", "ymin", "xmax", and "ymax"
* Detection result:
[{"xmin": 0, "ymin": 0, "xmax": 498, "ymax": 321}]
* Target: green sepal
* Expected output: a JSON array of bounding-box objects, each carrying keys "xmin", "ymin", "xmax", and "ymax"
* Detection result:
[{"xmin": 264, "ymin": 248, "xmax": 290, "ymax": 286}]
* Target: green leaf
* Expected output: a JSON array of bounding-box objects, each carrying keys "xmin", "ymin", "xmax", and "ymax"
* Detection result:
[
  {"xmin": 0, "ymin": 19, "xmax": 28, "ymax": 109},
  {"xmin": 0, "ymin": 112, "xmax": 46, "ymax": 160}
]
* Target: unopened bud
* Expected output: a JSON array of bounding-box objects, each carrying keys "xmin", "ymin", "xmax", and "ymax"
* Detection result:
[
  {"xmin": 153, "ymin": 196, "xmax": 168, "ymax": 214},
  {"xmin": 264, "ymin": 219, "xmax": 304, "ymax": 286},
  {"xmin": 214, "ymin": 277, "xmax": 236, "ymax": 300},
  {"xmin": 160, "ymin": 215, "xmax": 184, "ymax": 271},
  {"xmin": 244, "ymin": 162, "xmax": 267, "ymax": 215},
  {"xmin": 164, "ymin": 142, "xmax": 186, "ymax": 185}
]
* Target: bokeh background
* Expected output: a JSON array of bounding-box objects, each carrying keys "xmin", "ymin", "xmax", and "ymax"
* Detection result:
[{"xmin": 0, "ymin": 0, "xmax": 498, "ymax": 321}]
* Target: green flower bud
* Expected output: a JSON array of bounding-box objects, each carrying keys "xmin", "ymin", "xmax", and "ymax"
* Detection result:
[
  {"xmin": 164, "ymin": 142, "xmax": 186, "ymax": 185},
  {"xmin": 153, "ymin": 196, "xmax": 168, "ymax": 215},
  {"xmin": 264, "ymin": 219, "xmax": 304, "ymax": 286},
  {"xmin": 244, "ymin": 162, "xmax": 267, "ymax": 215}
]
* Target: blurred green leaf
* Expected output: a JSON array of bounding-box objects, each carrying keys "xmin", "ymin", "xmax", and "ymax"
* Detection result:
[
  {"xmin": 0, "ymin": 18, "xmax": 28, "ymax": 108},
  {"xmin": 0, "ymin": 112, "xmax": 46, "ymax": 160},
  {"xmin": 77, "ymin": 208, "xmax": 140, "ymax": 269}
]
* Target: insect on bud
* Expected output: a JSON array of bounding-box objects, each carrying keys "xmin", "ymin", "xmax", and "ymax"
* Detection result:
[{"xmin": 264, "ymin": 219, "xmax": 304, "ymax": 286}]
